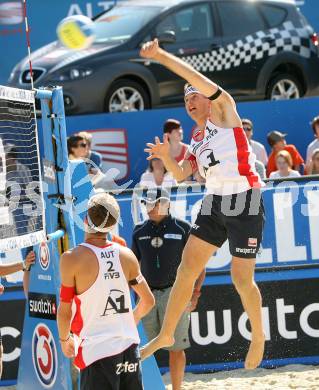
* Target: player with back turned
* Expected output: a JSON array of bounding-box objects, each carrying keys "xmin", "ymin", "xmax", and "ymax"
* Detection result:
[
  {"xmin": 141, "ymin": 39, "xmax": 266, "ymax": 370},
  {"xmin": 57, "ymin": 192, "xmax": 155, "ymax": 390}
]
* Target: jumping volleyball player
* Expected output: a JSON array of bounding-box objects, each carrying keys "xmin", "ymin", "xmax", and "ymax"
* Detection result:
[
  {"xmin": 142, "ymin": 39, "xmax": 265, "ymax": 369},
  {"xmin": 57, "ymin": 192, "xmax": 155, "ymax": 389}
]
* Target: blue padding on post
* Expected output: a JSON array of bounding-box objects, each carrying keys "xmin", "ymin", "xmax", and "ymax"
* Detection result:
[
  {"xmin": 47, "ymin": 229, "xmax": 65, "ymax": 242},
  {"xmin": 35, "ymin": 88, "xmax": 52, "ymax": 100}
]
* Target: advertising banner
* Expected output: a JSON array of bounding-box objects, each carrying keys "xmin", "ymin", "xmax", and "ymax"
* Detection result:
[
  {"xmin": 115, "ymin": 178, "xmax": 319, "ymax": 271},
  {"xmin": 0, "ymin": 291, "xmax": 25, "ymax": 385},
  {"xmin": 157, "ymin": 270, "xmax": 319, "ymax": 370}
]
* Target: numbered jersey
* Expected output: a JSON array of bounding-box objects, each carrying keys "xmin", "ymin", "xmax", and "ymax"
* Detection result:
[
  {"xmin": 188, "ymin": 119, "xmax": 263, "ymax": 195},
  {"xmin": 71, "ymin": 242, "xmax": 140, "ymax": 370}
]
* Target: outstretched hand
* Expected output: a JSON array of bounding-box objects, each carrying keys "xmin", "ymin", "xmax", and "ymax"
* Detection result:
[
  {"xmin": 144, "ymin": 134, "xmax": 170, "ymax": 161},
  {"xmin": 140, "ymin": 38, "xmax": 160, "ymax": 59}
]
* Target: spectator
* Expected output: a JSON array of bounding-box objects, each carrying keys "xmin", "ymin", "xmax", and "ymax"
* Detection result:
[
  {"xmin": 242, "ymin": 119, "xmax": 268, "ymax": 166},
  {"xmin": 255, "ymin": 160, "xmax": 266, "ymax": 180},
  {"xmin": 163, "ymin": 119, "xmax": 188, "ymax": 163},
  {"xmin": 67, "ymin": 135, "xmax": 88, "ymax": 160},
  {"xmin": 139, "ymin": 158, "xmax": 177, "ymax": 188},
  {"xmin": 132, "ymin": 188, "xmax": 205, "ymax": 390},
  {"xmin": 269, "ymin": 150, "xmax": 301, "ymax": 179},
  {"xmin": 266, "ymin": 131, "xmax": 304, "ymax": 177},
  {"xmin": 306, "ymin": 116, "xmax": 319, "ymax": 173},
  {"xmin": 77, "ymin": 131, "xmax": 103, "ymax": 173},
  {"xmin": 308, "ymin": 149, "xmax": 319, "ymax": 175}
]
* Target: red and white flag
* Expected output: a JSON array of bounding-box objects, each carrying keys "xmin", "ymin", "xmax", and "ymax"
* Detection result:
[
  {"xmin": 90, "ymin": 128, "xmax": 129, "ymax": 180},
  {"xmin": 248, "ymin": 237, "xmax": 258, "ymax": 248},
  {"xmin": 0, "ymin": 2, "xmax": 23, "ymax": 25}
]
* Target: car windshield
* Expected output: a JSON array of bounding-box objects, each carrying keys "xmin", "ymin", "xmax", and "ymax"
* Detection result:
[{"xmin": 94, "ymin": 6, "xmax": 162, "ymax": 43}]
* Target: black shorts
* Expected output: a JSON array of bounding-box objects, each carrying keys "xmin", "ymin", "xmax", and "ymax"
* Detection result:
[
  {"xmin": 80, "ymin": 344, "xmax": 142, "ymax": 390},
  {"xmin": 191, "ymin": 189, "xmax": 265, "ymax": 259}
]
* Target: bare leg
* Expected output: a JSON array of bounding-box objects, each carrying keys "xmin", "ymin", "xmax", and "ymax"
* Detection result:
[
  {"xmin": 169, "ymin": 350, "xmax": 186, "ymax": 390},
  {"xmin": 231, "ymin": 257, "xmax": 265, "ymax": 370},
  {"xmin": 141, "ymin": 235, "xmax": 217, "ymax": 360}
]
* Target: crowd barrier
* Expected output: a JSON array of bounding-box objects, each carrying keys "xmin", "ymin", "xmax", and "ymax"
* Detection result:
[{"xmin": 1, "ymin": 176, "xmax": 318, "ymax": 385}]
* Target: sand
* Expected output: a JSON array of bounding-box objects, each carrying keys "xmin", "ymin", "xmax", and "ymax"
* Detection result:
[
  {"xmin": 2, "ymin": 364, "xmax": 318, "ymax": 389},
  {"xmin": 163, "ymin": 365, "xmax": 319, "ymax": 390}
]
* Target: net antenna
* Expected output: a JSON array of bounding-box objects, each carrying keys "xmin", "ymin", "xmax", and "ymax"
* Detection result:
[{"xmin": 22, "ymin": 0, "xmax": 34, "ymax": 90}]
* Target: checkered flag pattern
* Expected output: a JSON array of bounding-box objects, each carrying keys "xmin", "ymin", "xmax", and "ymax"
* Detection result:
[{"xmin": 182, "ymin": 22, "xmax": 315, "ymax": 73}]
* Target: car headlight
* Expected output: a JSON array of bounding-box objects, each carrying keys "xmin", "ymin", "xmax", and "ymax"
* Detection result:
[{"xmin": 52, "ymin": 68, "xmax": 93, "ymax": 81}]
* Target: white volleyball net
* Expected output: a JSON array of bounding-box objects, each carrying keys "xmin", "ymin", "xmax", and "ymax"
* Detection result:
[{"xmin": 0, "ymin": 86, "xmax": 46, "ymax": 252}]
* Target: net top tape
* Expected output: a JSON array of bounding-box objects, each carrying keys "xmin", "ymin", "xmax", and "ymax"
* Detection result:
[{"xmin": 0, "ymin": 85, "xmax": 34, "ymax": 103}]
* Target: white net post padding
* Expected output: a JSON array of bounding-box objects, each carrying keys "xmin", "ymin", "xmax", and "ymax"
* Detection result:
[{"xmin": 0, "ymin": 85, "xmax": 46, "ymax": 252}]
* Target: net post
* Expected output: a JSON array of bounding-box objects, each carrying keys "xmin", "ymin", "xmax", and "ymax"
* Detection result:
[{"xmin": 47, "ymin": 229, "xmax": 65, "ymax": 243}]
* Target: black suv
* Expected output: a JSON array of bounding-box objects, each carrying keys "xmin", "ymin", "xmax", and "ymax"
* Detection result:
[{"xmin": 8, "ymin": 0, "xmax": 319, "ymax": 114}]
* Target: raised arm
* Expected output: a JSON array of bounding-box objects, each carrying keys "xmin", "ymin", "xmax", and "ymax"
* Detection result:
[
  {"xmin": 144, "ymin": 135, "xmax": 193, "ymax": 182},
  {"xmin": 120, "ymin": 247, "xmax": 155, "ymax": 324},
  {"xmin": 140, "ymin": 39, "xmax": 241, "ymax": 127}
]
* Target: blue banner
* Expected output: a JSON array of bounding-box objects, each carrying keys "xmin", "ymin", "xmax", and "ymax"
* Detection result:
[{"xmin": 114, "ymin": 177, "xmax": 319, "ymax": 271}]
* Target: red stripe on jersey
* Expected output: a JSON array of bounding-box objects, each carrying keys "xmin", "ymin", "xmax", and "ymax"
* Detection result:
[
  {"xmin": 75, "ymin": 346, "xmax": 86, "ymax": 370},
  {"xmin": 71, "ymin": 296, "xmax": 83, "ymax": 336},
  {"xmin": 233, "ymin": 127, "xmax": 261, "ymax": 188},
  {"xmin": 72, "ymin": 296, "xmax": 86, "ymax": 369}
]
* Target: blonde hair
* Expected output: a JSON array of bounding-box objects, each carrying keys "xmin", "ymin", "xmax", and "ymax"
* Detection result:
[
  {"xmin": 87, "ymin": 192, "xmax": 120, "ymax": 233},
  {"xmin": 77, "ymin": 131, "xmax": 92, "ymax": 146},
  {"xmin": 276, "ymin": 150, "xmax": 293, "ymax": 168}
]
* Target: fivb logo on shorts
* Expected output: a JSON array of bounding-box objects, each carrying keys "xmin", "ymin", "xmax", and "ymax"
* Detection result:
[
  {"xmin": 39, "ymin": 242, "xmax": 50, "ymax": 271},
  {"xmin": 32, "ymin": 323, "xmax": 58, "ymax": 388}
]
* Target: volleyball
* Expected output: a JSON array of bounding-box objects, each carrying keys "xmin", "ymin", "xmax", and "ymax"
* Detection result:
[{"xmin": 57, "ymin": 15, "xmax": 96, "ymax": 50}]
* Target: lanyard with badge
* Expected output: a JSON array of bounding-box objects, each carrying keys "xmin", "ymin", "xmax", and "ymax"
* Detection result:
[{"xmin": 151, "ymin": 236, "xmax": 163, "ymax": 268}]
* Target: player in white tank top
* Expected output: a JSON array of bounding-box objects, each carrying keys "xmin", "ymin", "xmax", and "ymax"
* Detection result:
[
  {"xmin": 71, "ymin": 242, "xmax": 140, "ymax": 368},
  {"xmin": 141, "ymin": 39, "xmax": 266, "ymax": 371},
  {"xmin": 57, "ymin": 193, "xmax": 155, "ymax": 389}
]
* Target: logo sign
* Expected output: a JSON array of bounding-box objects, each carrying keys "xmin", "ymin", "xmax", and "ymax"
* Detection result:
[
  {"xmin": 28, "ymin": 293, "xmax": 57, "ymax": 320},
  {"xmin": 0, "ymin": 2, "xmax": 23, "ymax": 25},
  {"xmin": 90, "ymin": 129, "xmax": 129, "ymax": 180},
  {"xmin": 32, "ymin": 323, "xmax": 58, "ymax": 388},
  {"xmin": 151, "ymin": 237, "xmax": 163, "ymax": 248},
  {"xmin": 156, "ymin": 276, "xmax": 319, "ymax": 368},
  {"xmin": 39, "ymin": 242, "xmax": 50, "ymax": 271}
]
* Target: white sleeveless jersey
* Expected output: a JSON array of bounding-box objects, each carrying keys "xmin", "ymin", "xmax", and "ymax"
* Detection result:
[
  {"xmin": 188, "ymin": 119, "xmax": 264, "ymax": 195},
  {"xmin": 71, "ymin": 242, "xmax": 140, "ymax": 369}
]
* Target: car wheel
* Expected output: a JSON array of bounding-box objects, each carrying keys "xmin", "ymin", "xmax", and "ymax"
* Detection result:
[
  {"xmin": 267, "ymin": 74, "xmax": 303, "ymax": 100},
  {"xmin": 105, "ymin": 79, "xmax": 150, "ymax": 113}
]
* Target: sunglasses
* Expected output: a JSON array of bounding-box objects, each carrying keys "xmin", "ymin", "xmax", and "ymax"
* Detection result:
[
  {"xmin": 243, "ymin": 127, "xmax": 252, "ymax": 132},
  {"xmin": 76, "ymin": 142, "xmax": 87, "ymax": 148}
]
